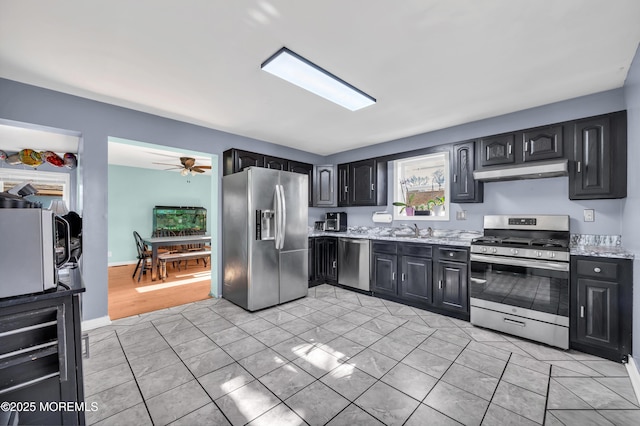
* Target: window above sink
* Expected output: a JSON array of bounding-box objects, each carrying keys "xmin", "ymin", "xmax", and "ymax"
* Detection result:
[{"xmin": 393, "ymin": 152, "xmax": 450, "ymax": 221}]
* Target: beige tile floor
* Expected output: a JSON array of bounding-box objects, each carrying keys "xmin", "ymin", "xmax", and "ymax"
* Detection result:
[{"xmin": 83, "ymin": 284, "xmax": 640, "ymax": 425}]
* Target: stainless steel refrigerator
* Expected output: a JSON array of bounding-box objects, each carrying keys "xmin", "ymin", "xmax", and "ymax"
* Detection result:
[{"xmin": 222, "ymin": 167, "xmax": 308, "ymax": 311}]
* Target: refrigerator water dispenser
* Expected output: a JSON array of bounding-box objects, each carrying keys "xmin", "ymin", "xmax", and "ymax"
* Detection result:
[{"xmin": 256, "ymin": 209, "xmax": 275, "ymax": 240}]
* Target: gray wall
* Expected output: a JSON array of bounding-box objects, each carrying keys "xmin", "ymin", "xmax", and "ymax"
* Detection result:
[
  {"xmin": 622, "ymin": 44, "xmax": 640, "ymax": 372},
  {"xmin": 322, "ymin": 89, "xmax": 627, "ymax": 235},
  {"xmin": 0, "ymin": 78, "xmax": 323, "ymax": 321}
]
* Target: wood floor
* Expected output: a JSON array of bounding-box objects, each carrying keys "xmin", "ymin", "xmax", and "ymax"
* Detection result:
[{"xmin": 108, "ymin": 260, "xmax": 213, "ymax": 320}]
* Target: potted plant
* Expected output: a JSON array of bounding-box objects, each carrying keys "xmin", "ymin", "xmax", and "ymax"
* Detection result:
[
  {"xmin": 393, "ymin": 179, "xmax": 416, "ymax": 215},
  {"xmin": 393, "ymin": 193, "xmax": 416, "ymax": 216},
  {"xmin": 431, "ymin": 196, "xmax": 445, "ymax": 216},
  {"xmin": 415, "ymin": 204, "xmax": 431, "ymax": 215}
]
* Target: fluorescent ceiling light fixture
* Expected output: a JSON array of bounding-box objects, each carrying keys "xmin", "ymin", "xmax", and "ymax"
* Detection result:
[{"xmin": 261, "ymin": 47, "xmax": 376, "ymax": 111}]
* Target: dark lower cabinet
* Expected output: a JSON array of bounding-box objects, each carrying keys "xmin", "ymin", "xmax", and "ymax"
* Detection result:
[
  {"xmin": 370, "ymin": 241, "xmax": 470, "ymax": 319},
  {"xmin": 434, "ymin": 247, "xmax": 469, "ymax": 318},
  {"xmin": 399, "ymin": 255, "xmax": 432, "ymax": 304},
  {"xmin": 313, "ymin": 237, "xmax": 338, "ymax": 284},
  {"xmin": 0, "ymin": 287, "xmax": 85, "ymax": 425},
  {"xmin": 371, "ymin": 247, "xmax": 398, "ymax": 297},
  {"xmin": 570, "ymin": 256, "xmax": 632, "ymax": 362}
]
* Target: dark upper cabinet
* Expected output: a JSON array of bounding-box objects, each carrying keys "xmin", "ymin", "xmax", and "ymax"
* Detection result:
[
  {"xmin": 570, "ymin": 256, "xmax": 632, "ymax": 362},
  {"xmin": 522, "ymin": 125, "xmax": 564, "ymax": 162},
  {"xmin": 313, "ymin": 165, "xmax": 336, "ymax": 207},
  {"xmin": 337, "ymin": 163, "xmax": 350, "ymax": 206},
  {"xmin": 569, "ymin": 111, "xmax": 627, "ymax": 200},
  {"xmin": 433, "ymin": 247, "xmax": 469, "ymax": 317},
  {"xmin": 478, "ymin": 133, "xmax": 516, "ymax": 167},
  {"xmin": 451, "ymin": 141, "xmax": 483, "ymax": 203},
  {"xmin": 288, "ymin": 160, "xmax": 313, "ymax": 206},
  {"xmin": 264, "ymin": 155, "xmax": 287, "ymax": 170},
  {"xmin": 223, "ymin": 149, "xmax": 264, "ymax": 175},
  {"xmin": 338, "ymin": 159, "xmax": 387, "ymax": 206}
]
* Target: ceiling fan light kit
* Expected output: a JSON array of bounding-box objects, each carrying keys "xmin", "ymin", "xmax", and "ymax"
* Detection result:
[{"xmin": 261, "ymin": 47, "xmax": 376, "ymax": 111}]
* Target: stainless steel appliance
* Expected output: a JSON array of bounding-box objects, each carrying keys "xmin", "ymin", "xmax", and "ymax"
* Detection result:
[
  {"xmin": 325, "ymin": 212, "xmax": 347, "ymax": 232},
  {"xmin": 222, "ymin": 167, "xmax": 308, "ymax": 311},
  {"xmin": 0, "ymin": 209, "xmax": 71, "ymax": 298},
  {"xmin": 469, "ymin": 215, "xmax": 570, "ymax": 349},
  {"xmin": 338, "ymin": 238, "xmax": 370, "ymax": 291}
]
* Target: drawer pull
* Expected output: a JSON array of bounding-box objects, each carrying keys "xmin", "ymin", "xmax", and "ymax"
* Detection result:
[
  {"xmin": 593, "ymin": 267, "xmax": 601, "ymax": 273},
  {"xmin": 508, "ymin": 143, "xmax": 512, "ymax": 155},
  {"xmin": 580, "ymin": 306, "xmax": 585, "ymax": 318},
  {"xmin": 503, "ymin": 318, "xmax": 526, "ymax": 327},
  {"xmin": 439, "ymin": 280, "xmax": 443, "ymax": 289},
  {"xmin": 577, "ymin": 161, "xmax": 581, "ymax": 173}
]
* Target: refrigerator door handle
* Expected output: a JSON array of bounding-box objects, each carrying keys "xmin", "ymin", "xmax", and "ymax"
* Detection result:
[
  {"xmin": 274, "ymin": 185, "xmax": 282, "ymax": 249},
  {"xmin": 279, "ymin": 184, "xmax": 286, "ymax": 249}
]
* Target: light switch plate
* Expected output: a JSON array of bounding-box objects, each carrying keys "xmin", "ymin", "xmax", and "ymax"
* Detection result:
[
  {"xmin": 584, "ymin": 209, "xmax": 595, "ymax": 222},
  {"xmin": 456, "ymin": 210, "xmax": 467, "ymax": 220}
]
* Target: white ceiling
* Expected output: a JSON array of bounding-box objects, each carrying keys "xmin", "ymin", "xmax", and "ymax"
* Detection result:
[
  {"xmin": 1, "ymin": 1, "xmax": 639, "ymax": 156},
  {"xmin": 108, "ymin": 141, "xmax": 212, "ymax": 174}
]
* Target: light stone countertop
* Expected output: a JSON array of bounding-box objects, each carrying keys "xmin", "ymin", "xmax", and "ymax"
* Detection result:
[{"xmin": 308, "ymin": 227, "xmax": 635, "ymax": 259}]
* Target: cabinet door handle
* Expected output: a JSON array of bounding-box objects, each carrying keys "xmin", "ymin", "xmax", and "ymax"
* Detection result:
[
  {"xmin": 580, "ymin": 306, "xmax": 585, "ymax": 318},
  {"xmin": 371, "ymin": 183, "xmax": 375, "ymax": 191},
  {"xmin": 439, "ymin": 280, "xmax": 443, "ymax": 289},
  {"xmin": 392, "ymin": 272, "xmax": 396, "ymax": 281},
  {"xmin": 593, "ymin": 267, "xmax": 601, "ymax": 273},
  {"xmin": 332, "ymin": 261, "xmax": 337, "ymax": 269},
  {"xmin": 453, "ymin": 174, "xmax": 458, "ymax": 183},
  {"xmin": 524, "ymin": 141, "xmax": 529, "ymax": 152},
  {"xmin": 449, "ymin": 252, "xmax": 454, "ymax": 257},
  {"xmin": 401, "ymin": 273, "xmax": 406, "ymax": 281},
  {"xmin": 508, "ymin": 143, "xmax": 512, "ymax": 155},
  {"xmin": 344, "ymin": 186, "xmax": 348, "ymax": 193},
  {"xmin": 577, "ymin": 161, "xmax": 581, "ymax": 173}
]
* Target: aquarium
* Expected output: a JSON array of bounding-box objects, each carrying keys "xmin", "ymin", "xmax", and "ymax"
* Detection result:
[{"xmin": 153, "ymin": 206, "xmax": 207, "ymax": 232}]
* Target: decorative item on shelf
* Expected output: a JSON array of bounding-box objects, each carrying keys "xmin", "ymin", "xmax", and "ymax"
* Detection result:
[
  {"xmin": 5, "ymin": 153, "xmax": 21, "ymax": 165},
  {"xmin": 41, "ymin": 151, "xmax": 65, "ymax": 167},
  {"xmin": 18, "ymin": 149, "xmax": 43, "ymax": 167},
  {"xmin": 49, "ymin": 199, "xmax": 69, "ymax": 215},
  {"xmin": 0, "ymin": 150, "xmax": 6, "ymax": 161},
  {"xmin": 63, "ymin": 153, "xmax": 78, "ymax": 169},
  {"xmin": 415, "ymin": 204, "xmax": 431, "ymax": 216}
]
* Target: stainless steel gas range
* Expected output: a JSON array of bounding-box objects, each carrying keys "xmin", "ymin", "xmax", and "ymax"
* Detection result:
[{"xmin": 469, "ymin": 215, "xmax": 570, "ymax": 349}]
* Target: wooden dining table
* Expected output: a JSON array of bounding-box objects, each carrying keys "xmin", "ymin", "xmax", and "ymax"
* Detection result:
[{"xmin": 142, "ymin": 234, "xmax": 212, "ymax": 281}]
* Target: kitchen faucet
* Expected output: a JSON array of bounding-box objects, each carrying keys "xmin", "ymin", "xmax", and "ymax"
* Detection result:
[{"xmin": 413, "ymin": 223, "xmax": 420, "ymax": 237}]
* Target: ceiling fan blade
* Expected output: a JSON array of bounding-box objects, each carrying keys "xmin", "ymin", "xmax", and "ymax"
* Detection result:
[
  {"xmin": 194, "ymin": 165, "xmax": 211, "ymax": 169},
  {"xmin": 191, "ymin": 167, "xmax": 206, "ymax": 173},
  {"xmin": 152, "ymin": 162, "xmax": 181, "ymax": 167}
]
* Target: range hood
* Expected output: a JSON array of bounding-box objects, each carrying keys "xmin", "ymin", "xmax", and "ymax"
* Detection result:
[{"xmin": 473, "ymin": 159, "xmax": 568, "ymax": 182}]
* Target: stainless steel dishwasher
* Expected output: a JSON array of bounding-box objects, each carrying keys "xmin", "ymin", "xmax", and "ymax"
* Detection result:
[{"xmin": 338, "ymin": 238, "xmax": 370, "ymax": 291}]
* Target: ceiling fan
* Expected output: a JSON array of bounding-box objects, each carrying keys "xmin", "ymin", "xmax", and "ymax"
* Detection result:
[{"xmin": 153, "ymin": 156, "xmax": 212, "ymax": 175}]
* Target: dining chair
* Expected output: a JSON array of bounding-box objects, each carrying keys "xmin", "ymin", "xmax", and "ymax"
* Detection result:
[{"xmin": 132, "ymin": 231, "xmax": 154, "ymax": 282}]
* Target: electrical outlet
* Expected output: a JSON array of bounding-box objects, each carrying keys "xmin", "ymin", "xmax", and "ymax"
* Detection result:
[
  {"xmin": 584, "ymin": 209, "xmax": 595, "ymax": 222},
  {"xmin": 456, "ymin": 210, "xmax": 467, "ymax": 220}
]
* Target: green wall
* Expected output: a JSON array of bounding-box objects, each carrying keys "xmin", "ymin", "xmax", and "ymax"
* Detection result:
[{"xmin": 108, "ymin": 164, "xmax": 213, "ymax": 264}]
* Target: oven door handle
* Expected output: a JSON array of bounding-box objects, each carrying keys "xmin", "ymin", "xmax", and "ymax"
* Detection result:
[{"xmin": 470, "ymin": 253, "xmax": 569, "ymax": 272}]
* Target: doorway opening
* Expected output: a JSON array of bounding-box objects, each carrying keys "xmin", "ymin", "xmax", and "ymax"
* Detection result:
[{"xmin": 107, "ymin": 137, "xmax": 218, "ymax": 319}]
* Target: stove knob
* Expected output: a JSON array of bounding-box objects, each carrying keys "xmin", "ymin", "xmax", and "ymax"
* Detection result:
[
  {"xmin": 482, "ymin": 247, "xmax": 487, "ymax": 253},
  {"xmin": 536, "ymin": 251, "xmax": 543, "ymax": 257},
  {"xmin": 511, "ymin": 248, "xmax": 519, "ymax": 255},
  {"xmin": 549, "ymin": 252, "xmax": 556, "ymax": 258},
  {"xmin": 492, "ymin": 248, "xmax": 498, "ymax": 254}
]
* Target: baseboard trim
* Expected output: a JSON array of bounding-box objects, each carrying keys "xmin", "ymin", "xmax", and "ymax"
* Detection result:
[
  {"xmin": 82, "ymin": 316, "xmax": 112, "ymax": 331},
  {"xmin": 108, "ymin": 260, "xmax": 137, "ymax": 267},
  {"xmin": 625, "ymin": 355, "xmax": 640, "ymax": 405}
]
